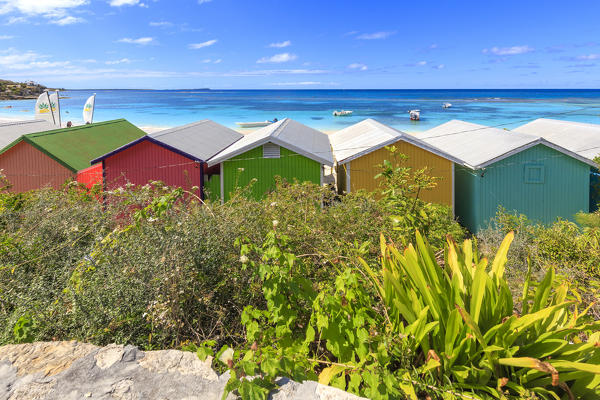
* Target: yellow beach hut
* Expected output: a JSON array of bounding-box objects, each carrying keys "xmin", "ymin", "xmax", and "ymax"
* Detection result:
[{"xmin": 329, "ymin": 119, "xmax": 460, "ymax": 207}]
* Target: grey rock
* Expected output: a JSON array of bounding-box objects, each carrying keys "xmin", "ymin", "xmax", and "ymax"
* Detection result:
[{"xmin": 0, "ymin": 342, "xmax": 367, "ymax": 400}]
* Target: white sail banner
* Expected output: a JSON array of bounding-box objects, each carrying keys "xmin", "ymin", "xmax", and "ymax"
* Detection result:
[
  {"xmin": 34, "ymin": 92, "xmax": 56, "ymax": 125},
  {"xmin": 48, "ymin": 91, "xmax": 60, "ymax": 127},
  {"xmin": 83, "ymin": 94, "xmax": 96, "ymax": 124}
]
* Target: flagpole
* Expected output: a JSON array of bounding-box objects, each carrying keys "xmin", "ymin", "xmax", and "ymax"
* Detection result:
[
  {"xmin": 55, "ymin": 90, "xmax": 62, "ymax": 127},
  {"xmin": 46, "ymin": 91, "xmax": 56, "ymax": 126},
  {"xmin": 91, "ymin": 93, "xmax": 96, "ymax": 124}
]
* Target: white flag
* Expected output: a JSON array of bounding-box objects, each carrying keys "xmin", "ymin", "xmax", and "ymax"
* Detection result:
[
  {"xmin": 83, "ymin": 94, "xmax": 96, "ymax": 124},
  {"xmin": 48, "ymin": 91, "xmax": 61, "ymax": 127},
  {"xmin": 34, "ymin": 92, "xmax": 56, "ymax": 125}
]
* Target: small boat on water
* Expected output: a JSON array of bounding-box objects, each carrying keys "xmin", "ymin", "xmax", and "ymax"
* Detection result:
[
  {"xmin": 236, "ymin": 119, "xmax": 277, "ymax": 128},
  {"xmin": 333, "ymin": 110, "xmax": 353, "ymax": 117},
  {"xmin": 442, "ymin": 103, "xmax": 452, "ymax": 109},
  {"xmin": 409, "ymin": 109, "xmax": 420, "ymax": 121}
]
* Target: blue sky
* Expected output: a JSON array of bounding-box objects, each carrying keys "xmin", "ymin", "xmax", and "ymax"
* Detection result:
[{"xmin": 1, "ymin": 0, "xmax": 600, "ymax": 89}]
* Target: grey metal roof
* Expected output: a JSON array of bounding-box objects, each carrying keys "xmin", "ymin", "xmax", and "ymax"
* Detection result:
[
  {"xmin": 150, "ymin": 120, "xmax": 243, "ymax": 161},
  {"xmin": 514, "ymin": 118, "xmax": 600, "ymax": 162},
  {"xmin": 417, "ymin": 119, "xmax": 596, "ymax": 169},
  {"xmin": 208, "ymin": 118, "xmax": 334, "ymax": 166},
  {"xmin": 329, "ymin": 118, "xmax": 462, "ymax": 165},
  {"xmin": 0, "ymin": 119, "xmax": 55, "ymax": 150}
]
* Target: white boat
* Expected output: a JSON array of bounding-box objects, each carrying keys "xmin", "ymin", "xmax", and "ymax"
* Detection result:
[
  {"xmin": 409, "ymin": 109, "xmax": 420, "ymax": 121},
  {"xmin": 236, "ymin": 121, "xmax": 274, "ymax": 128},
  {"xmin": 333, "ymin": 110, "xmax": 353, "ymax": 117},
  {"xmin": 442, "ymin": 103, "xmax": 452, "ymax": 109}
]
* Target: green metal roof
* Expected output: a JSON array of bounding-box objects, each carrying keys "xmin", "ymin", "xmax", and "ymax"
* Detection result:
[{"xmin": 0, "ymin": 119, "xmax": 146, "ymax": 172}]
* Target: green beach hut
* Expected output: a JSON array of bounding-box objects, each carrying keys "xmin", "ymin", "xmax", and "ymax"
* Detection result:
[
  {"xmin": 207, "ymin": 118, "xmax": 333, "ymax": 201},
  {"xmin": 418, "ymin": 120, "xmax": 596, "ymax": 232}
]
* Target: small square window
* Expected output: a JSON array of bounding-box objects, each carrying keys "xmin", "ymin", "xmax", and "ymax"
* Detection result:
[
  {"xmin": 524, "ymin": 164, "xmax": 545, "ymax": 184},
  {"xmin": 263, "ymin": 143, "xmax": 280, "ymax": 159}
]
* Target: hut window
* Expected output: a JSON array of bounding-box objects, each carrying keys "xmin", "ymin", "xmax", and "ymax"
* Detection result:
[
  {"xmin": 263, "ymin": 143, "xmax": 280, "ymax": 159},
  {"xmin": 524, "ymin": 164, "xmax": 545, "ymax": 184}
]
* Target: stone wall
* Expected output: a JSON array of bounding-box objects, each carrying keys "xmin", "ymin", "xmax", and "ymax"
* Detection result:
[{"xmin": 0, "ymin": 341, "xmax": 366, "ymax": 400}]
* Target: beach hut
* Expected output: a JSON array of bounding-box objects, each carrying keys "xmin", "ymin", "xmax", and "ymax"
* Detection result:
[
  {"xmin": 329, "ymin": 118, "xmax": 460, "ymax": 207},
  {"xmin": 514, "ymin": 118, "xmax": 600, "ymax": 210},
  {"xmin": 0, "ymin": 119, "xmax": 145, "ymax": 192},
  {"xmin": 208, "ymin": 118, "xmax": 333, "ymax": 201},
  {"xmin": 419, "ymin": 120, "xmax": 596, "ymax": 232},
  {"xmin": 91, "ymin": 120, "xmax": 242, "ymax": 199}
]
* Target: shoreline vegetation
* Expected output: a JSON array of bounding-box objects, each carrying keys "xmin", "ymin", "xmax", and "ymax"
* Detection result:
[
  {"xmin": 1, "ymin": 157, "xmax": 599, "ymax": 399},
  {"xmin": 0, "ymin": 79, "xmax": 54, "ymax": 100}
]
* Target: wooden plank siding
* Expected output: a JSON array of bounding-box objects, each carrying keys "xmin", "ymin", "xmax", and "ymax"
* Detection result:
[
  {"xmin": 455, "ymin": 144, "xmax": 590, "ymax": 233},
  {"xmin": 221, "ymin": 145, "xmax": 321, "ymax": 201},
  {"xmin": 338, "ymin": 140, "xmax": 454, "ymax": 206},
  {"xmin": 103, "ymin": 139, "xmax": 202, "ymax": 197},
  {"xmin": 0, "ymin": 141, "xmax": 74, "ymax": 192}
]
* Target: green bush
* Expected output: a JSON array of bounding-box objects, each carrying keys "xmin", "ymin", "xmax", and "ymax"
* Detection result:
[
  {"xmin": 217, "ymin": 230, "xmax": 600, "ymax": 400},
  {"xmin": 0, "ymin": 166, "xmax": 463, "ymax": 349}
]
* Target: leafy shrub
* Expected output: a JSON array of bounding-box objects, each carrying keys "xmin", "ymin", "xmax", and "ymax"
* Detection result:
[{"xmin": 217, "ymin": 230, "xmax": 600, "ymax": 399}]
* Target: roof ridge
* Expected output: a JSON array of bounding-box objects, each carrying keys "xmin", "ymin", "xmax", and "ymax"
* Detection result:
[
  {"xmin": 270, "ymin": 118, "xmax": 289, "ymax": 138},
  {"xmin": 24, "ymin": 119, "xmax": 130, "ymax": 138},
  {"xmin": 151, "ymin": 119, "xmax": 212, "ymax": 138}
]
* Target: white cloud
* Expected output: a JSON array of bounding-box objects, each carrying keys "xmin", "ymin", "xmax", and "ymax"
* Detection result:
[
  {"xmin": 117, "ymin": 37, "xmax": 154, "ymax": 45},
  {"xmin": 257, "ymin": 53, "xmax": 297, "ymax": 63},
  {"xmin": 356, "ymin": 31, "xmax": 395, "ymax": 40},
  {"xmin": 50, "ymin": 15, "xmax": 84, "ymax": 25},
  {"xmin": 0, "ymin": 0, "xmax": 87, "ymax": 26},
  {"xmin": 109, "ymin": 0, "xmax": 139, "ymax": 6},
  {"xmin": 348, "ymin": 63, "xmax": 368, "ymax": 71},
  {"xmin": 433, "ymin": 64, "xmax": 445, "ymax": 69},
  {"xmin": 198, "ymin": 0, "xmax": 212, "ymax": 4},
  {"xmin": 483, "ymin": 45, "xmax": 534, "ymax": 55},
  {"xmin": 269, "ymin": 40, "xmax": 291, "ymax": 48},
  {"xmin": 214, "ymin": 58, "xmax": 222, "ymax": 64},
  {"xmin": 189, "ymin": 39, "xmax": 217, "ymax": 49},
  {"xmin": 106, "ymin": 58, "xmax": 131, "ymax": 65},
  {"xmin": 417, "ymin": 61, "xmax": 427, "ymax": 66},
  {"xmin": 0, "ymin": 0, "xmax": 88, "ymax": 15},
  {"xmin": 0, "ymin": 48, "xmax": 69, "ymax": 70},
  {"xmin": 0, "ymin": 35, "xmax": 12, "ymax": 39},
  {"xmin": 576, "ymin": 54, "xmax": 600, "ymax": 60},
  {"xmin": 149, "ymin": 21, "xmax": 172, "ymax": 27},
  {"xmin": 6, "ymin": 16, "xmax": 27, "ymax": 24}
]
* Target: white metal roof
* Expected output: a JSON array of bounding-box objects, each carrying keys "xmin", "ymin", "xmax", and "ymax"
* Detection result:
[
  {"xmin": 208, "ymin": 118, "xmax": 334, "ymax": 166},
  {"xmin": 150, "ymin": 120, "xmax": 243, "ymax": 161},
  {"xmin": 417, "ymin": 120, "xmax": 596, "ymax": 169},
  {"xmin": 514, "ymin": 118, "xmax": 600, "ymax": 162},
  {"xmin": 329, "ymin": 118, "xmax": 462, "ymax": 165},
  {"xmin": 0, "ymin": 119, "xmax": 55, "ymax": 150}
]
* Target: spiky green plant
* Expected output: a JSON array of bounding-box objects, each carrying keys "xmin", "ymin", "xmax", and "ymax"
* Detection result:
[{"xmin": 364, "ymin": 231, "xmax": 600, "ymax": 399}]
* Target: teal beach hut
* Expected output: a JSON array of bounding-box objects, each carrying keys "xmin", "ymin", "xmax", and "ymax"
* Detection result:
[
  {"xmin": 418, "ymin": 120, "xmax": 596, "ymax": 232},
  {"xmin": 514, "ymin": 118, "xmax": 600, "ymax": 211}
]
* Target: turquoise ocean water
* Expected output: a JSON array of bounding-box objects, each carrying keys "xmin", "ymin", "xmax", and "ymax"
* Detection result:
[{"xmin": 2, "ymin": 89, "xmax": 600, "ymax": 132}]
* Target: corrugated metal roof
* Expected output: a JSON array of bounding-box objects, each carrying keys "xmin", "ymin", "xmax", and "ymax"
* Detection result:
[
  {"xmin": 417, "ymin": 120, "xmax": 542, "ymax": 169},
  {"xmin": 150, "ymin": 120, "xmax": 243, "ymax": 161},
  {"xmin": 208, "ymin": 118, "xmax": 334, "ymax": 166},
  {"xmin": 0, "ymin": 119, "xmax": 55, "ymax": 151},
  {"xmin": 329, "ymin": 118, "xmax": 462, "ymax": 164},
  {"xmin": 0, "ymin": 119, "xmax": 145, "ymax": 172},
  {"xmin": 514, "ymin": 118, "xmax": 600, "ymax": 161},
  {"xmin": 418, "ymin": 120, "xmax": 596, "ymax": 169}
]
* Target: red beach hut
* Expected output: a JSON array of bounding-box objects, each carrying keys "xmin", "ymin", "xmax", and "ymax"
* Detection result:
[{"xmin": 91, "ymin": 120, "xmax": 242, "ymax": 199}]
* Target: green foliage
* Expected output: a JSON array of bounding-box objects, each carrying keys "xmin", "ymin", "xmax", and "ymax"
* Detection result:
[
  {"xmin": 478, "ymin": 208, "xmax": 600, "ymax": 319},
  {"xmin": 13, "ymin": 314, "xmax": 35, "ymax": 344},
  {"xmin": 217, "ymin": 230, "xmax": 599, "ymax": 399}
]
